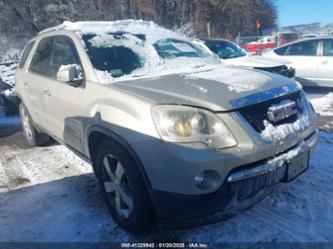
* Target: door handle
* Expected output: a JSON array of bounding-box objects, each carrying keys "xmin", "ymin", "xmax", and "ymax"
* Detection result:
[
  {"xmin": 23, "ymin": 82, "xmax": 29, "ymax": 87},
  {"xmin": 42, "ymin": 90, "xmax": 51, "ymax": 97},
  {"xmin": 321, "ymin": 61, "xmax": 329, "ymax": 65}
]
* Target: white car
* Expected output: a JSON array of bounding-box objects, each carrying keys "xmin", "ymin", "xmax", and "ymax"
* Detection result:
[
  {"xmin": 262, "ymin": 37, "xmax": 333, "ymax": 87},
  {"xmin": 194, "ymin": 39, "xmax": 295, "ymax": 78}
]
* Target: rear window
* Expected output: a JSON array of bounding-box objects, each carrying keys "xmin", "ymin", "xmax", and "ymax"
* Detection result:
[{"xmin": 19, "ymin": 41, "xmax": 35, "ymax": 68}]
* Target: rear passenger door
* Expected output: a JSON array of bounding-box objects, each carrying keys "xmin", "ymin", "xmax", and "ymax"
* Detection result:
[
  {"xmin": 276, "ymin": 39, "xmax": 321, "ymax": 84},
  {"xmin": 27, "ymin": 37, "xmax": 55, "ymax": 128},
  {"xmin": 317, "ymin": 39, "xmax": 333, "ymax": 87}
]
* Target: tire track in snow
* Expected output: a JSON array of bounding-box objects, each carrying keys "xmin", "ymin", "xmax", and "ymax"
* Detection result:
[
  {"xmin": 253, "ymin": 205, "xmax": 325, "ymax": 241},
  {"xmin": 248, "ymin": 207, "xmax": 302, "ymax": 241},
  {"xmin": 0, "ymin": 145, "xmax": 34, "ymax": 189}
]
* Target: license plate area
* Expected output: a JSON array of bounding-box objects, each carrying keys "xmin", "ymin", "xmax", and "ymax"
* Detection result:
[{"xmin": 285, "ymin": 150, "xmax": 309, "ymax": 181}]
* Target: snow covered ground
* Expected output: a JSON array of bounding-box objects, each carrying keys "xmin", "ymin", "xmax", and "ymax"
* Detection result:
[{"xmin": 0, "ymin": 88, "xmax": 333, "ymax": 242}]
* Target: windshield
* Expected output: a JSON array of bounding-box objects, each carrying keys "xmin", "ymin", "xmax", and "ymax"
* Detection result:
[
  {"xmin": 153, "ymin": 39, "xmax": 210, "ymax": 59},
  {"xmin": 83, "ymin": 33, "xmax": 146, "ymax": 78},
  {"xmin": 205, "ymin": 40, "xmax": 247, "ymax": 59},
  {"xmin": 82, "ymin": 33, "xmax": 218, "ymax": 82}
]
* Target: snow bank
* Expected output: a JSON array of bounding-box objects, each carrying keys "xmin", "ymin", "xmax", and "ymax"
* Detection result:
[{"xmin": 309, "ymin": 92, "xmax": 333, "ymax": 116}]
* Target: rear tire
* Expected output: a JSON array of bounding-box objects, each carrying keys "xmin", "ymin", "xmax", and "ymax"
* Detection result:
[
  {"xmin": 19, "ymin": 103, "xmax": 49, "ymax": 147},
  {"xmin": 95, "ymin": 139, "xmax": 154, "ymax": 233}
]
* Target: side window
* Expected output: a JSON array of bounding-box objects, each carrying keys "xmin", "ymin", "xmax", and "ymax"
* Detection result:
[
  {"xmin": 284, "ymin": 40, "xmax": 319, "ymax": 56},
  {"xmin": 29, "ymin": 37, "xmax": 54, "ymax": 76},
  {"xmin": 19, "ymin": 41, "xmax": 35, "ymax": 68},
  {"xmin": 49, "ymin": 37, "xmax": 82, "ymax": 80},
  {"xmin": 323, "ymin": 39, "xmax": 333, "ymax": 56}
]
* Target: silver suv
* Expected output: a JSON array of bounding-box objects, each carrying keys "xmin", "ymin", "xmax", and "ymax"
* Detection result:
[{"xmin": 16, "ymin": 21, "xmax": 318, "ymax": 232}]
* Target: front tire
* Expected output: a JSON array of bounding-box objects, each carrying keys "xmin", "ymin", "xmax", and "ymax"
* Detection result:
[
  {"xmin": 19, "ymin": 103, "xmax": 49, "ymax": 147},
  {"xmin": 95, "ymin": 139, "xmax": 154, "ymax": 233}
]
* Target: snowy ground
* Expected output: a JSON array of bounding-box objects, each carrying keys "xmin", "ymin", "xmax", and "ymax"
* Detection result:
[{"xmin": 0, "ymin": 88, "xmax": 333, "ymax": 243}]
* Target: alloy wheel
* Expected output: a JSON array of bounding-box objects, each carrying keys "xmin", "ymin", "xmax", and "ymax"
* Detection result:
[{"xmin": 102, "ymin": 154, "xmax": 133, "ymax": 218}]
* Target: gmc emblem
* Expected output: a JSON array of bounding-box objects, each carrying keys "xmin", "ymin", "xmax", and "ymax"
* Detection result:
[{"xmin": 267, "ymin": 101, "xmax": 298, "ymax": 123}]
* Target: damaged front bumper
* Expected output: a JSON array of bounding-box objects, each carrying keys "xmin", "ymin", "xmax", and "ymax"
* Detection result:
[{"xmin": 150, "ymin": 129, "xmax": 319, "ymax": 228}]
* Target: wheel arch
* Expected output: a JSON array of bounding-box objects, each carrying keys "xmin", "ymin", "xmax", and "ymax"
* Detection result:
[{"xmin": 86, "ymin": 125, "xmax": 152, "ymax": 189}]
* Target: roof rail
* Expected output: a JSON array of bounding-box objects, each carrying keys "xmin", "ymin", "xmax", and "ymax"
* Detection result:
[{"xmin": 38, "ymin": 23, "xmax": 67, "ymax": 35}]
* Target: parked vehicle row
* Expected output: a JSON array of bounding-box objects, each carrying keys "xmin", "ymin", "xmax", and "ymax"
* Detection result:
[
  {"xmin": 193, "ymin": 39, "xmax": 295, "ymax": 78},
  {"xmin": 262, "ymin": 37, "xmax": 333, "ymax": 87},
  {"xmin": 15, "ymin": 20, "xmax": 318, "ymax": 232}
]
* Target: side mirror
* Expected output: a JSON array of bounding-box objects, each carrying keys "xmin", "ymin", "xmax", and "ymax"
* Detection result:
[{"xmin": 56, "ymin": 64, "xmax": 83, "ymax": 87}]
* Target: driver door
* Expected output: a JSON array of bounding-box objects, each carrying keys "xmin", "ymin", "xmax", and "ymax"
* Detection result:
[{"xmin": 43, "ymin": 36, "xmax": 84, "ymax": 141}]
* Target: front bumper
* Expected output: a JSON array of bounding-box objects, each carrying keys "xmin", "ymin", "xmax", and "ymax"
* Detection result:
[
  {"xmin": 255, "ymin": 66, "xmax": 295, "ymax": 78},
  {"xmin": 149, "ymin": 129, "xmax": 319, "ymax": 227}
]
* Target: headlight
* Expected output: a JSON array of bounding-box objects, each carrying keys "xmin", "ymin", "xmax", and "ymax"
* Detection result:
[{"xmin": 152, "ymin": 105, "xmax": 237, "ymax": 149}]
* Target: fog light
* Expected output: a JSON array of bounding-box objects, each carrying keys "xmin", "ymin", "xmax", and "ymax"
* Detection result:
[
  {"xmin": 193, "ymin": 170, "xmax": 222, "ymax": 191},
  {"xmin": 194, "ymin": 174, "xmax": 206, "ymax": 187}
]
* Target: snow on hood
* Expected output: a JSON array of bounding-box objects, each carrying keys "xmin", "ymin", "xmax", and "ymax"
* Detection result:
[
  {"xmin": 184, "ymin": 65, "xmax": 272, "ymax": 93},
  {"xmin": 111, "ymin": 65, "xmax": 300, "ymax": 111}
]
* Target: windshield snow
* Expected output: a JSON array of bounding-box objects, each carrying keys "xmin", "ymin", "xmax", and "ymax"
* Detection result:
[{"xmin": 81, "ymin": 31, "xmax": 217, "ymax": 82}]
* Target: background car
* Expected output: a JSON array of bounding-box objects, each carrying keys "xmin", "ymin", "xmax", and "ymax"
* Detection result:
[
  {"xmin": 243, "ymin": 32, "xmax": 299, "ymax": 54},
  {"xmin": 0, "ymin": 62, "xmax": 18, "ymax": 116},
  {"xmin": 0, "ymin": 77, "xmax": 18, "ymax": 116},
  {"xmin": 262, "ymin": 37, "xmax": 333, "ymax": 87},
  {"xmin": 195, "ymin": 39, "xmax": 295, "ymax": 78}
]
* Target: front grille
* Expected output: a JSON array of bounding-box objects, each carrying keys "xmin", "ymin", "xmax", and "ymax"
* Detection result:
[
  {"xmin": 255, "ymin": 65, "xmax": 295, "ymax": 78},
  {"xmin": 238, "ymin": 91, "xmax": 303, "ymax": 132}
]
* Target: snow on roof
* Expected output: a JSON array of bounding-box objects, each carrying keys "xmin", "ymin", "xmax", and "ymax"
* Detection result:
[
  {"xmin": 38, "ymin": 20, "xmax": 219, "ymax": 84},
  {"xmin": 39, "ymin": 19, "xmax": 184, "ymax": 43}
]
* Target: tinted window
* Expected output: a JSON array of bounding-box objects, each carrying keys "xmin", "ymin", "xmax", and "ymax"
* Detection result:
[
  {"xmin": 19, "ymin": 41, "xmax": 35, "ymax": 68},
  {"xmin": 83, "ymin": 34, "xmax": 142, "ymax": 78},
  {"xmin": 29, "ymin": 37, "xmax": 53, "ymax": 76},
  {"xmin": 49, "ymin": 37, "xmax": 82, "ymax": 79},
  {"xmin": 323, "ymin": 39, "xmax": 333, "ymax": 56},
  {"xmin": 205, "ymin": 40, "xmax": 246, "ymax": 59},
  {"xmin": 285, "ymin": 40, "xmax": 319, "ymax": 56}
]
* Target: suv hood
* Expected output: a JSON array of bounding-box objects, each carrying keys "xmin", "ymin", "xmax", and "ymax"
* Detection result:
[
  {"xmin": 112, "ymin": 65, "xmax": 300, "ymax": 112},
  {"xmin": 222, "ymin": 56, "xmax": 289, "ymax": 68}
]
